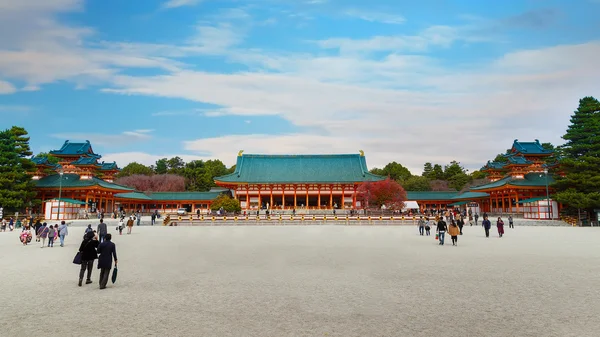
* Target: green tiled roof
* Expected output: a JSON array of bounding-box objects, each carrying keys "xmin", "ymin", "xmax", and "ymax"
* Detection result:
[
  {"xmin": 44, "ymin": 198, "xmax": 86, "ymax": 205},
  {"xmin": 149, "ymin": 191, "xmax": 224, "ymax": 201},
  {"xmin": 35, "ymin": 174, "xmax": 133, "ymax": 191},
  {"xmin": 505, "ymin": 155, "xmax": 532, "ymax": 165},
  {"xmin": 511, "ymin": 139, "xmax": 553, "ymax": 155},
  {"xmin": 451, "ymin": 191, "xmax": 489, "ymax": 200},
  {"xmin": 114, "ymin": 192, "xmax": 152, "ymax": 200},
  {"xmin": 98, "ymin": 162, "xmax": 119, "ymax": 170},
  {"xmin": 72, "ymin": 156, "xmax": 98, "ymax": 166},
  {"xmin": 471, "ymin": 173, "xmax": 555, "ymax": 190},
  {"xmin": 50, "ymin": 140, "xmax": 101, "ymax": 159},
  {"xmin": 31, "ymin": 156, "xmax": 58, "ymax": 167},
  {"xmin": 517, "ymin": 196, "xmax": 550, "ymax": 204},
  {"xmin": 482, "ymin": 161, "xmax": 506, "ymax": 170},
  {"xmin": 449, "ymin": 201, "xmax": 470, "ymax": 206},
  {"xmin": 215, "ymin": 154, "xmax": 385, "ymax": 184},
  {"xmin": 406, "ymin": 191, "xmax": 459, "ymax": 200}
]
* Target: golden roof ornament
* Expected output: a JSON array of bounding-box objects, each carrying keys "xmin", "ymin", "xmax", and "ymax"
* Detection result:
[{"xmin": 238, "ymin": 150, "xmax": 244, "ymax": 157}]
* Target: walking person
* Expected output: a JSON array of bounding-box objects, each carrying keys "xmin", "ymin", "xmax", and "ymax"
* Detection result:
[
  {"xmin": 97, "ymin": 234, "xmax": 118, "ymax": 290},
  {"xmin": 151, "ymin": 212, "xmax": 156, "ymax": 226},
  {"xmin": 418, "ymin": 217, "xmax": 425, "ymax": 236},
  {"xmin": 47, "ymin": 225, "xmax": 56, "ymax": 247},
  {"xmin": 53, "ymin": 224, "xmax": 59, "ymax": 243},
  {"xmin": 97, "ymin": 219, "xmax": 107, "ymax": 243},
  {"xmin": 126, "ymin": 216, "xmax": 134, "ymax": 234},
  {"xmin": 508, "ymin": 215, "xmax": 514, "ymax": 229},
  {"xmin": 474, "ymin": 213, "xmax": 479, "ymax": 226},
  {"xmin": 457, "ymin": 216, "xmax": 464, "ymax": 235},
  {"xmin": 118, "ymin": 217, "xmax": 124, "ymax": 235},
  {"xmin": 136, "ymin": 211, "xmax": 141, "ymax": 226},
  {"xmin": 34, "ymin": 220, "xmax": 42, "ymax": 240},
  {"xmin": 1, "ymin": 218, "xmax": 6, "ymax": 232},
  {"xmin": 497, "ymin": 217, "xmax": 505, "ymax": 238},
  {"xmin": 425, "ymin": 220, "xmax": 432, "ymax": 236},
  {"xmin": 482, "ymin": 216, "xmax": 491, "ymax": 238},
  {"xmin": 58, "ymin": 221, "xmax": 68, "ymax": 247},
  {"xmin": 449, "ymin": 220, "xmax": 460, "ymax": 246},
  {"xmin": 436, "ymin": 217, "xmax": 448, "ymax": 246},
  {"xmin": 78, "ymin": 231, "xmax": 99, "ymax": 286}
]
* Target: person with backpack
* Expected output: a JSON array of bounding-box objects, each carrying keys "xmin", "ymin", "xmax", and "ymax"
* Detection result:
[
  {"xmin": 78, "ymin": 231, "xmax": 99, "ymax": 287},
  {"xmin": 448, "ymin": 220, "xmax": 460, "ymax": 246},
  {"xmin": 39, "ymin": 224, "xmax": 49, "ymax": 248},
  {"xmin": 126, "ymin": 216, "xmax": 134, "ymax": 234}
]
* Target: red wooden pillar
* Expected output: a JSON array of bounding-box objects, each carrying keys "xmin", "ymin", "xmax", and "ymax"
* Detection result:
[
  {"xmin": 293, "ymin": 185, "xmax": 297, "ymax": 209},
  {"xmin": 352, "ymin": 185, "xmax": 357, "ymax": 209},
  {"xmin": 246, "ymin": 184, "xmax": 250, "ymax": 210},
  {"xmin": 317, "ymin": 185, "xmax": 321, "ymax": 209},
  {"xmin": 269, "ymin": 186, "xmax": 273, "ymax": 209},
  {"xmin": 305, "ymin": 184, "xmax": 309, "ymax": 209},
  {"xmin": 341, "ymin": 185, "xmax": 346, "ymax": 209},
  {"xmin": 329, "ymin": 184, "xmax": 333, "ymax": 209},
  {"xmin": 257, "ymin": 185, "xmax": 262, "ymax": 209}
]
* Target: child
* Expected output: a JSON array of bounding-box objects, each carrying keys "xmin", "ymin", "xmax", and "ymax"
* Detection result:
[
  {"xmin": 40, "ymin": 225, "xmax": 49, "ymax": 248},
  {"xmin": 48, "ymin": 225, "xmax": 56, "ymax": 247},
  {"xmin": 448, "ymin": 220, "xmax": 460, "ymax": 246},
  {"xmin": 53, "ymin": 224, "xmax": 59, "ymax": 242}
]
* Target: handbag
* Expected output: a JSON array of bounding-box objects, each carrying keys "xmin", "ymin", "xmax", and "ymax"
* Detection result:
[
  {"xmin": 111, "ymin": 267, "xmax": 118, "ymax": 284},
  {"xmin": 435, "ymin": 233, "xmax": 439, "ymax": 240},
  {"xmin": 73, "ymin": 252, "xmax": 82, "ymax": 265}
]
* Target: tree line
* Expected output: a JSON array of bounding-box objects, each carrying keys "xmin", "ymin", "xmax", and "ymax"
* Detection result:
[{"xmin": 369, "ymin": 160, "xmax": 488, "ymax": 192}]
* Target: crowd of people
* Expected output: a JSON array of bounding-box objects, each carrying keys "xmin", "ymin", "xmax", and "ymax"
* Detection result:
[{"xmin": 417, "ymin": 210, "xmax": 514, "ymax": 246}]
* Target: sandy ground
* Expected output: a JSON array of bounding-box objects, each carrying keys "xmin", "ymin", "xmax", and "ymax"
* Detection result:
[{"xmin": 1, "ymin": 224, "xmax": 599, "ymax": 337}]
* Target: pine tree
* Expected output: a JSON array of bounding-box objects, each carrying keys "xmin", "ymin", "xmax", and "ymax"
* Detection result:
[
  {"xmin": 554, "ymin": 97, "xmax": 600, "ymax": 214},
  {"xmin": 0, "ymin": 128, "xmax": 37, "ymax": 213}
]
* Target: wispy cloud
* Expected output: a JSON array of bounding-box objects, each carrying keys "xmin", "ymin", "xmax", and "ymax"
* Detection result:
[
  {"xmin": 0, "ymin": 80, "xmax": 16, "ymax": 94},
  {"xmin": 51, "ymin": 130, "xmax": 153, "ymax": 147},
  {"xmin": 162, "ymin": 0, "xmax": 202, "ymax": 9},
  {"xmin": 344, "ymin": 9, "xmax": 405, "ymax": 24},
  {"xmin": 0, "ymin": 104, "xmax": 31, "ymax": 112}
]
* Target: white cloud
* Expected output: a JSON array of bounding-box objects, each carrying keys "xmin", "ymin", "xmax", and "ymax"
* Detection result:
[
  {"xmin": 104, "ymin": 40, "xmax": 600, "ymax": 172},
  {"xmin": 0, "ymin": 80, "xmax": 16, "ymax": 94},
  {"xmin": 51, "ymin": 130, "xmax": 153, "ymax": 147},
  {"xmin": 344, "ymin": 9, "xmax": 405, "ymax": 24},
  {"xmin": 162, "ymin": 0, "xmax": 202, "ymax": 9}
]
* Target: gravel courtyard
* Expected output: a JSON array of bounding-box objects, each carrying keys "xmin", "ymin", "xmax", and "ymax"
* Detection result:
[{"xmin": 1, "ymin": 225, "xmax": 599, "ymax": 337}]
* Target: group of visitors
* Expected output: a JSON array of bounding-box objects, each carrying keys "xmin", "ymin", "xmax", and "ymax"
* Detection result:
[
  {"xmin": 418, "ymin": 212, "xmax": 516, "ymax": 246},
  {"xmin": 77, "ymin": 231, "xmax": 118, "ymax": 289},
  {"xmin": 18, "ymin": 221, "xmax": 70, "ymax": 247}
]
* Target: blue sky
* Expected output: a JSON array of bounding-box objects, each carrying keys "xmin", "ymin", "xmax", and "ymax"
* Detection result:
[{"xmin": 1, "ymin": 0, "xmax": 599, "ymax": 173}]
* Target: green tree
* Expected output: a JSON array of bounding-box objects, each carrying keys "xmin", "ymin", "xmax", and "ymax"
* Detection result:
[
  {"xmin": 401, "ymin": 176, "xmax": 431, "ymax": 191},
  {"xmin": 0, "ymin": 128, "xmax": 37, "ymax": 213},
  {"xmin": 432, "ymin": 164, "xmax": 444, "ymax": 180},
  {"xmin": 167, "ymin": 156, "xmax": 185, "ymax": 174},
  {"xmin": 422, "ymin": 162, "xmax": 434, "ymax": 179},
  {"xmin": 155, "ymin": 158, "xmax": 168, "ymax": 174},
  {"xmin": 470, "ymin": 170, "xmax": 487, "ymax": 180},
  {"xmin": 554, "ymin": 97, "xmax": 600, "ymax": 214},
  {"xmin": 443, "ymin": 161, "xmax": 466, "ymax": 179},
  {"xmin": 210, "ymin": 194, "xmax": 241, "ymax": 213},
  {"xmin": 370, "ymin": 162, "xmax": 412, "ymax": 181},
  {"xmin": 117, "ymin": 162, "xmax": 153, "ymax": 178}
]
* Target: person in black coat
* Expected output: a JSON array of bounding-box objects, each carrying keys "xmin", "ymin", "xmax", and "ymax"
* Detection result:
[
  {"xmin": 97, "ymin": 233, "xmax": 118, "ymax": 290},
  {"xmin": 78, "ymin": 231, "xmax": 99, "ymax": 287}
]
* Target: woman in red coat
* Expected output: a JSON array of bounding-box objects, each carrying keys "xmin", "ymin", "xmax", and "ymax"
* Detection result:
[{"xmin": 496, "ymin": 217, "xmax": 505, "ymax": 238}]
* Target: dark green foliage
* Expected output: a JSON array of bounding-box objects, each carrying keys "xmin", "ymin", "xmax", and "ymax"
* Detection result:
[
  {"xmin": 554, "ymin": 96, "xmax": 600, "ymax": 212},
  {"xmin": 117, "ymin": 162, "xmax": 154, "ymax": 177},
  {"xmin": 155, "ymin": 158, "xmax": 168, "ymax": 174},
  {"xmin": 210, "ymin": 194, "xmax": 241, "ymax": 213},
  {"xmin": 0, "ymin": 127, "xmax": 37, "ymax": 213},
  {"xmin": 369, "ymin": 161, "xmax": 412, "ymax": 181},
  {"xmin": 401, "ymin": 176, "xmax": 432, "ymax": 191}
]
